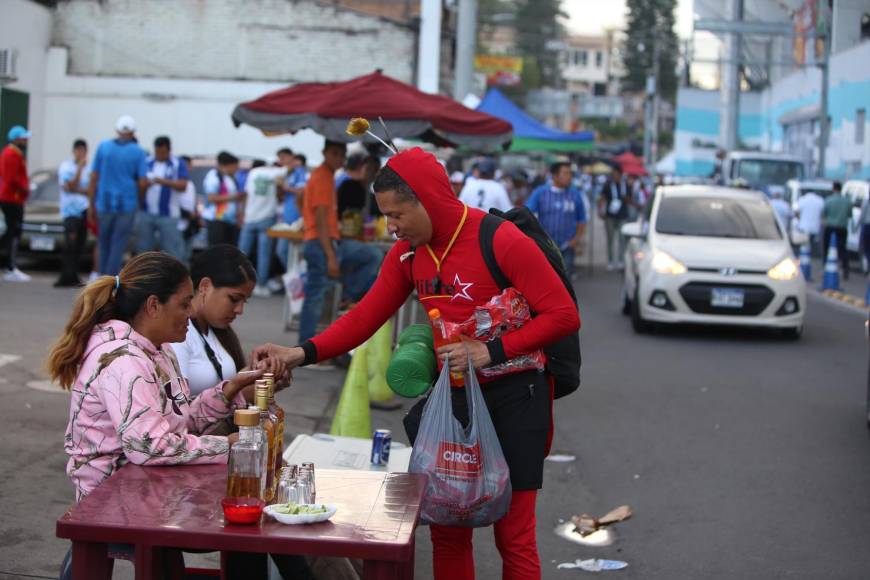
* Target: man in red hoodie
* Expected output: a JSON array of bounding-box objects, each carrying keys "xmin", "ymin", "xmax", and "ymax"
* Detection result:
[
  {"xmin": 255, "ymin": 147, "xmax": 580, "ymax": 579},
  {"xmin": 0, "ymin": 125, "xmax": 32, "ymax": 282}
]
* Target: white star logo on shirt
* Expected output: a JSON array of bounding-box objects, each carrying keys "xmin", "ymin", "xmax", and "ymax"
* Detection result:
[{"xmin": 450, "ymin": 274, "xmax": 474, "ymax": 302}]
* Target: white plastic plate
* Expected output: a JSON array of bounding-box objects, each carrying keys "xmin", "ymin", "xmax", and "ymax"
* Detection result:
[{"xmin": 263, "ymin": 503, "xmax": 337, "ymax": 525}]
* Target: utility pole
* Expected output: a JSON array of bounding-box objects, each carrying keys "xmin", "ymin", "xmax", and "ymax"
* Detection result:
[
  {"xmin": 453, "ymin": 0, "xmax": 477, "ymax": 102},
  {"xmin": 719, "ymin": 0, "xmax": 743, "ymax": 152},
  {"xmin": 417, "ymin": 0, "xmax": 442, "ymax": 94},
  {"xmin": 817, "ymin": 2, "xmax": 831, "ymax": 178},
  {"xmin": 643, "ymin": 15, "xmax": 661, "ymax": 173}
]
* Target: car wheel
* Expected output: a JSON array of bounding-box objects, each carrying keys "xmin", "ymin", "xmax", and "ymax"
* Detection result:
[
  {"xmin": 781, "ymin": 325, "xmax": 803, "ymax": 340},
  {"xmin": 631, "ymin": 286, "xmax": 652, "ymax": 333},
  {"xmin": 621, "ymin": 286, "xmax": 631, "ymax": 316}
]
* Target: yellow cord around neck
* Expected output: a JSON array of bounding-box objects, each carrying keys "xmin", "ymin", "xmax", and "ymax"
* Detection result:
[{"xmin": 424, "ymin": 204, "xmax": 468, "ymax": 272}]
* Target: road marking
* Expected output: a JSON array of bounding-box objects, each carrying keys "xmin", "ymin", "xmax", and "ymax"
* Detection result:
[
  {"xmin": 26, "ymin": 380, "xmax": 65, "ymax": 394},
  {"xmin": 0, "ymin": 353, "xmax": 22, "ymax": 368}
]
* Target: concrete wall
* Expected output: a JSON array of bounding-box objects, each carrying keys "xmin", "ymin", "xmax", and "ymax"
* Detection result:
[
  {"xmin": 39, "ymin": 48, "xmax": 325, "ymax": 171},
  {"xmin": 0, "ymin": 0, "xmax": 54, "ymax": 171},
  {"xmin": 53, "ymin": 0, "xmax": 415, "ymax": 83}
]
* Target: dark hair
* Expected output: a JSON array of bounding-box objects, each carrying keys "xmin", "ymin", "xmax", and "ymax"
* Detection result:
[
  {"xmin": 154, "ymin": 135, "xmax": 171, "ymax": 149},
  {"xmin": 612, "ymin": 165, "xmax": 623, "ymax": 175},
  {"xmin": 346, "ymin": 152, "xmax": 369, "ymax": 171},
  {"xmin": 294, "ymin": 154, "xmax": 307, "ymax": 165},
  {"xmin": 372, "ymin": 165, "xmax": 418, "ymax": 203},
  {"xmin": 190, "ymin": 245, "xmax": 256, "ymax": 371},
  {"xmin": 217, "ymin": 151, "xmax": 239, "ymax": 166},
  {"xmin": 833, "ymin": 181, "xmax": 842, "ymax": 192},
  {"xmin": 251, "ymin": 159, "xmax": 266, "ymax": 169},
  {"xmin": 277, "ymin": 148, "xmax": 293, "ymax": 156},
  {"xmin": 323, "ymin": 140, "xmax": 347, "ymax": 153},
  {"xmin": 48, "ymin": 252, "xmax": 189, "ymax": 389},
  {"xmin": 550, "ymin": 161, "xmax": 571, "ymax": 175},
  {"xmin": 73, "ymin": 139, "xmax": 87, "ymax": 150},
  {"xmin": 180, "ymin": 155, "xmax": 192, "ymax": 165}
]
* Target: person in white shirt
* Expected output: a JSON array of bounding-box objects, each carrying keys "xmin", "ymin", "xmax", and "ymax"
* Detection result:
[
  {"xmin": 171, "ymin": 245, "xmax": 256, "ymax": 397},
  {"xmin": 138, "ymin": 136, "xmax": 189, "ymax": 261},
  {"xmin": 55, "ymin": 139, "xmax": 91, "ymax": 287},
  {"xmin": 768, "ymin": 189, "xmax": 792, "ymax": 230},
  {"xmin": 795, "ymin": 190, "xmax": 825, "ymax": 256},
  {"xmin": 458, "ymin": 159, "xmax": 513, "ymax": 212},
  {"xmin": 239, "ymin": 159, "xmax": 287, "ymax": 297}
]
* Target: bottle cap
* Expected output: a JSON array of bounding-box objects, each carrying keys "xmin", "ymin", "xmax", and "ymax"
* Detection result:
[
  {"xmin": 428, "ymin": 308, "xmax": 441, "ymax": 319},
  {"xmin": 234, "ymin": 409, "xmax": 260, "ymax": 427}
]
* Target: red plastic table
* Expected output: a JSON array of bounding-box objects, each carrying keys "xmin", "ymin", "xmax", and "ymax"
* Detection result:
[{"xmin": 56, "ymin": 464, "xmax": 426, "ymax": 580}]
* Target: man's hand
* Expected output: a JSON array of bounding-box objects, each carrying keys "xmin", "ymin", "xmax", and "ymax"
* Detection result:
[
  {"xmin": 327, "ymin": 256, "xmax": 340, "ymax": 279},
  {"xmin": 250, "ymin": 343, "xmax": 305, "ymax": 370},
  {"xmin": 437, "ymin": 337, "xmax": 492, "ymax": 373}
]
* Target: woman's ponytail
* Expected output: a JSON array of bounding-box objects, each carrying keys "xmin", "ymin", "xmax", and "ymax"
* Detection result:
[{"xmin": 47, "ymin": 275, "xmax": 117, "ymax": 390}]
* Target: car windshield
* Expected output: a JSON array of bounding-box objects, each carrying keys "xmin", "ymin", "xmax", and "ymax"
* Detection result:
[
  {"xmin": 655, "ymin": 195, "xmax": 782, "ymax": 240},
  {"xmin": 735, "ymin": 159, "xmax": 804, "ymax": 188}
]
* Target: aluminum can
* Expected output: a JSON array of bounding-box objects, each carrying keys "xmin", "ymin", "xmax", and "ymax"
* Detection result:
[{"xmin": 371, "ymin": 429, "xmax": 392, "ymax": 465}]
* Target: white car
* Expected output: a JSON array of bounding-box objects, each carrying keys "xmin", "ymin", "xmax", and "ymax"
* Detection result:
[{"xmin": 621, "ymin": 185, "xmax": 807, "ymax": 338}]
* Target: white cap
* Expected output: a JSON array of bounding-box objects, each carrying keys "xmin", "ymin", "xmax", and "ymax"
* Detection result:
[
  {"xmin": 115, "ymin": 115, "xmax": 137, "ymax": 133},
  {"xmin": 450, "ymin": 171, "xmax": 465, "ymax": 184}
]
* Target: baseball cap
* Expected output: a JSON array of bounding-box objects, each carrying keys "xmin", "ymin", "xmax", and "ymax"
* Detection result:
[
  {"xmin": 7, "ymin": 126, "xmax": 31, "ymax": 141},
  {"xmin": 449, "ymin": 171, "xmax": 465, "ymax": 184},
  {"xmin": 115, "ymin": 115, "xmax": 137, "ymax": 133}
]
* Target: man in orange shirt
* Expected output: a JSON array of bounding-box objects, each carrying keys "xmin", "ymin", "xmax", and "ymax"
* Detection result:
[
  {"xmin": 298, "ymin": 140, "xmax": 383, "ymax": 350},
  {"xmin": 0, "ymin": 126, "xmax": 32, "ymax": 282}
]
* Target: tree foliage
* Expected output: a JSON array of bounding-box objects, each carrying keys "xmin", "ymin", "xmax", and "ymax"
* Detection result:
[{"xmin": 622, "ymin": 0, "xmax": 679, "ymax": 101}]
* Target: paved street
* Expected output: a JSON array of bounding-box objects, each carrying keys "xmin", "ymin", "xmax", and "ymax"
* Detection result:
[{"xmin": 1, "ymin": 265, "xmax": 869, "ymax": 579}]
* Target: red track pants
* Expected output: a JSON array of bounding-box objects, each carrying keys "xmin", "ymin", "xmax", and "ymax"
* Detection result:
[{"xmin": 430, "ymin": 490, "xmax": 541, "ymax": 580}]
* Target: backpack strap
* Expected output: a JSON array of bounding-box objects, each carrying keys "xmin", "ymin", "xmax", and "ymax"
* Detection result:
[{"xmin": 479, "ymin": 213, "xmax": 510, "ymax": 291}]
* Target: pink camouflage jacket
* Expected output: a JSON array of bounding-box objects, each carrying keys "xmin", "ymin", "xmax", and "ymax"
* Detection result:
[{"xmin": 65, "ymin": 320, "xmax": 247, "ymax": 500}]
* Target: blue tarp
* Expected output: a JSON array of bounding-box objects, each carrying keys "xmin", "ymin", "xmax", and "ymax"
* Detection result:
[{"xmin": 477, "ymin": 88, "xmax": 594, "ymax": 143}]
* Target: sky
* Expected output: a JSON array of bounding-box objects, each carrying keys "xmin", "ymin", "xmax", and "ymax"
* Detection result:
[{"xmin": 564, "ymin": 0, "xmax": 695, "ymax": 38}]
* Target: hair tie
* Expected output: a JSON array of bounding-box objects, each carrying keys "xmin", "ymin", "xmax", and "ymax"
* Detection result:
[{"xmin": 114, "ymin": 275, "xmax": 121, "ymax": 291}]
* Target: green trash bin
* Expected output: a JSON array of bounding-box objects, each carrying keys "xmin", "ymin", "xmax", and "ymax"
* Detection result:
[{"xmin": 387, "ymin": 342, "xmax": 437, "ymax": 398}]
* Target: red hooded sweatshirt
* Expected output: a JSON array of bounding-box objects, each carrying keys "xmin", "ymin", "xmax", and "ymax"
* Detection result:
[{"xmin": 304, "ymin": 147, "xmax": 580, "ymax": 375}]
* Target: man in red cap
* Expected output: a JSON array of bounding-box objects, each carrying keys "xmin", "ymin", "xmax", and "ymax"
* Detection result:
[{"xmin": 256, "ymin": 147, "xmax": 580, "ymax": 579}]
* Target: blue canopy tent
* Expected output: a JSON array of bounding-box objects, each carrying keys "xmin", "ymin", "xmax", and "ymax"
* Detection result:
[{"xmin": 476, "ymin": 88, "xmax": 595, "ymax": 152}]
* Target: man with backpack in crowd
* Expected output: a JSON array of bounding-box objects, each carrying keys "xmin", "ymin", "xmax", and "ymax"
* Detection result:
[{"xmin": 253, "ymin": 147, "xmax": 581, "ymax": 580}]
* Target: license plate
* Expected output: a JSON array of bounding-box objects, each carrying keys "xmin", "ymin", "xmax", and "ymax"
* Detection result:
[
  {"xmin": 30, "ymin": 235, "xmax": 56, "ymax": 252},
  {"xmin": 711, "ymin": 288, "xmax": 745, "ymax": 308}
]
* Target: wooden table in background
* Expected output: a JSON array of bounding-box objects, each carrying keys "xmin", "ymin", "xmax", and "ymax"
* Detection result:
[{"xmin": 56, "ymin": 464, "xmax": 426, "ymax": 580}]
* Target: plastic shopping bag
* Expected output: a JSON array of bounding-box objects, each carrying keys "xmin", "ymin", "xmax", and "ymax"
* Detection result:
[
  {"xmin": 408, "ymin": 357, "xmax": 512, "ymax": 527},
  {"xmin": 282, "ymin": 246, "xmax": 307, "ymax": 317}
]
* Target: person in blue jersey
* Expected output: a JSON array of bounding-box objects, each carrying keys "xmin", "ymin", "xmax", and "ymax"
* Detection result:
[
  {"xmin": 87, "ymin": 115, "xmax": 149, "ymax": 276},
  {"xmin": 525, "ymin": 161, "xmax": 588, "ymax": 278},
  {"xmin": 137, "ymin": 135, "xmax": 189, "ymax": 261}
]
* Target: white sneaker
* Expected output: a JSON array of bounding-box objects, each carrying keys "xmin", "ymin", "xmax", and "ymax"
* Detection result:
[
  {"xmin": 252, "ymin": 285, "xmax": 272, "ymax": 297},
  {"xmin": 266, "ymin": 278, "xmax": 283, "ymax": 293},
  {"xmin": 88, "ymin": 271, "xmax": 100, "ymax": 283},
  {"xmin": 3, "ymin": 268, "xmax": 31, "ymax": 282}
]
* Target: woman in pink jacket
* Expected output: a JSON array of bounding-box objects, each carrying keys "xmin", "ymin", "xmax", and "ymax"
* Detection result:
[{"xmin": 49, "ymin": 251, "xmax": 266, "ymax": 501}]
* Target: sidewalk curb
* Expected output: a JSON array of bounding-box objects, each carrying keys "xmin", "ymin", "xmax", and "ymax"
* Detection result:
[{"xmin": 811, "ymin": 288, "xmax": 868, "ymax": 316}]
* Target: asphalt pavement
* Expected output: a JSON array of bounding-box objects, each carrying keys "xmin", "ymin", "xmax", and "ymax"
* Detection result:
[{"xmin": 1, "ymin": 264, "xmax": 869, "ymax": 579}]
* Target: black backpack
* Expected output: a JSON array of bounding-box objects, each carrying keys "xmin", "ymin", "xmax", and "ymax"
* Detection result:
[{"xmin": 478, "ymin": 207, "xmax": 582, "ymax": 399}]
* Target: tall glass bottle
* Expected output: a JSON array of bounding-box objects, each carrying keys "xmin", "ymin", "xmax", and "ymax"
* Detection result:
[
  {"xmin": 255, "ymin": 382, "xmax": 277, "ymax": 502},
  {"xmin": 247, "ymin": 403, "xmax": 268, "ymax": 498},
  {"xmin": 223, "ymin": 409, "xmax": 265, "ymax": 524},
  {"xmin": 265, "ymin": 373, "xmax": 285, "ymax": 477}
]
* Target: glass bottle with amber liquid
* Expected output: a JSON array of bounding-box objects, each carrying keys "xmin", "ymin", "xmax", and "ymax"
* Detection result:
[
  {"xmin": 255, "ymin": 382, "xmax": 278, "ymax": 502},
  {"xmin": 264, "ymin": 373, "xmax": 285, "ymax": 477},
  {"xmin": 223, "ymin": 409, "xmax": 265, "ymax": 524}
]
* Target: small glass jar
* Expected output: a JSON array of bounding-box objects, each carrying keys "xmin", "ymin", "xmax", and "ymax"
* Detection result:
[
  {"xmin": 297, "ymin": 465, "xmax": 316, "ymax": 504},
  {"xmin": 276, "ymin": 465, "xmax": 299, "ymax": 504}
]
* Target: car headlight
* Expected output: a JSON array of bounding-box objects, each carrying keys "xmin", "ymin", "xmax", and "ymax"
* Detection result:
[
  {"xmin": 651, "ymin": 251, "xmax": 687, "ymax": 275},
  {"xmin": 768, "ymin": 258, "xmax": 800, "ymax": 281}
]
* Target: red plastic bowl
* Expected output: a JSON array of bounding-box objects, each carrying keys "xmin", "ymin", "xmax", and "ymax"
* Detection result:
[{"xmin": 221, "ymin": 496, "xmax": 265, "ymax": 525}]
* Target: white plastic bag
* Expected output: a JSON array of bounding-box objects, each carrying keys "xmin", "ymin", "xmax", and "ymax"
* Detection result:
[
  {"xmin": 282, "ymin": 246, "xmax": 306, "ymax": 316},
  {"xmin": 408, "ymin": 357, "xmax": 512, "ymax": 527}
]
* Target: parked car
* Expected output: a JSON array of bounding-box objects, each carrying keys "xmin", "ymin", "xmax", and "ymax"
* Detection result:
[
  {"xmin": 18, "ymin": 169, "xmax": 95, "ymax": 258},
  {"xmin": 843, "ymin": 180, "xmax": 870, "ymax": 256},
  {"xmin": 621, "ymin": 185, "xmax": 807, "ymax": 338},
  {"xmin": 720, "ymin": 151, "xmax": 807, "ymax": 192}
]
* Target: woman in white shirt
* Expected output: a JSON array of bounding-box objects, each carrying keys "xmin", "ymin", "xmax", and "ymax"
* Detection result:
[{"xmin": 171, "ymin": 244, "xmax": 255, "ymax": 396}]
